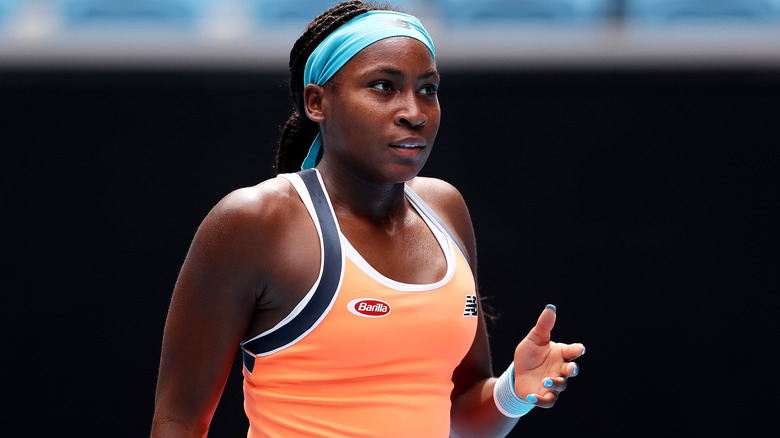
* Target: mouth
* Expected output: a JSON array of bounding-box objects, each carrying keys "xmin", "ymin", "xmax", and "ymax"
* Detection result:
[
  {"xmin": 390, "ymin": 144, "xmax": 425, "ymax": 149},
  {"xmin": 389, "ymin": 138, "xmax": 427, "ymax": 149},
  {"xmin": 389, "ymin": 142, "xmax": 427, "ymax": 160}
]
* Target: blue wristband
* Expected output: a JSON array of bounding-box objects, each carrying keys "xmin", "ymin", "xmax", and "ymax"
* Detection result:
[{"xmin": 493, "ymin": 363, "xmax": 535, "ymax": 418}]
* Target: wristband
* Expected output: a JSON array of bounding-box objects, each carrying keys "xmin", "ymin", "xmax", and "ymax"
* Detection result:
[{"xmin": 493, "ymin": 362, "xmax": 535, "ymax": 418}]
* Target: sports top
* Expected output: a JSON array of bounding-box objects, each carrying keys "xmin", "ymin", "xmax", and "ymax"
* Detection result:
[{"xmin": 240, "ymin": 169, "xmax": 479, "ymax": 437}]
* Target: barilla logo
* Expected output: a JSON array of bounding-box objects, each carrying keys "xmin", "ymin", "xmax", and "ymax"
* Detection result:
[{"xmin": 348, "ymin": 298, "xmax": 391, "ymax": 318}]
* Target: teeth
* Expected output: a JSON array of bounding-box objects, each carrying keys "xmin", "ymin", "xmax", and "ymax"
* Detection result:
[{"xmin": 394, "ymin": 144, "xmax": 422, "ymax": 148}]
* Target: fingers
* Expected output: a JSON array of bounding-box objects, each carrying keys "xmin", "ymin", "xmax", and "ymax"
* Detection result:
[
  {"xmin": 525, "ymin": 391, "xmax": 558, "ymax": 409},
  {"xmin": 543, "ymin": 376, "xmax": 568, "ymax": 392},
  {"xmin": 514, "ymin": 305, "xmax": 586, "ymax": 409},
  {"xmin": 521, "ymin": 344, "xmax": 585, "ymax": 409},
  {"xmin": 561, "ymin": 361, "xmax": 579, "ymax": 378},
  {"xmin": 562, "ymin": 343, "xmax": 586, "ymax": 361},
  {"xmin": 522, "ymin": 378, "xmax": 563, "ymax": 408},
  {"xmin": 524, "ymin": 375, "xmax": 570, "ymax": 409},
  {"xmin": 526, "ymin": 304, "xmax": 557, "ymax": 346},
  {"xmin": 561, "ymin": 343, "xmax": 585, "ymax": 377}
]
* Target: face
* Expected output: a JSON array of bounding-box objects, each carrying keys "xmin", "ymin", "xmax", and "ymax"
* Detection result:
[{"xmin": 307, "ymin": 36, "xmax": 441, "ymax": 184}]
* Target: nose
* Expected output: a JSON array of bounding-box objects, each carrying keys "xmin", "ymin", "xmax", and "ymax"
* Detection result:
[{"xmin": 395, "ymin": 91, "xmax": 427, "ymax": 128}]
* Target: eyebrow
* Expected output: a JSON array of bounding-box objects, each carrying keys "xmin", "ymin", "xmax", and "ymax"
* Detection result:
[{"xmin": 374, "ymin": 67, "xmax": 440, "ymax": 81}]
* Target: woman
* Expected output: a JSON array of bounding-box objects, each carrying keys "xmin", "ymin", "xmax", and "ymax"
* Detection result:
[{"xmin": 151, "ymin": 1, "xmax": 585, "ymax": 436}]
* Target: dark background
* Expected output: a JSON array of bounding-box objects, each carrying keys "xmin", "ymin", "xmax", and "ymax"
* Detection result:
[{"xmin": 2, "ymin": 67, "xmax": 777, "ymax": 437}]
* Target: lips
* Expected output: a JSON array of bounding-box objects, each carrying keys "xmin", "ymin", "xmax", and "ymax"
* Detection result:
[
  {"xmin": 391, "ymin": 144, "xmax": 425, "ymax": 149},
  {"xmin": 390, "ymin": 138, "xmax": 427, "ymax": 149}
]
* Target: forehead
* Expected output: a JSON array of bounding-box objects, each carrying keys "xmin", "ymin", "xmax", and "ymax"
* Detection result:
[{"xmin": 343, "ymin": 37, "xmax": 437, "ymax": 75}]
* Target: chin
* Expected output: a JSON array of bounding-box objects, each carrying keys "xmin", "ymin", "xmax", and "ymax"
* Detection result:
[{"xmin": 383, "ymin": 162, "xmax": 427, "ymax": 184}]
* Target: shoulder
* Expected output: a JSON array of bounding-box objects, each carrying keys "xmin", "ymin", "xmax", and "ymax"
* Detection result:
[
  {"xmin": 179, "ymin": 175, "xmax": 317, "ymax": 293},
  {"xmin": 216, "ymin": 176, "xmax": 296, "ymax": 213},
  {"xmin": 407, "ymin": 176, "xmax": 469, "ymax": 220},
  {"xmin": 407, "ymin": 176, "xmax": 465, "ymax": 207},
  {"xmin": 407, "ymin": 177, "xmax": 476, "ymax": 266},
  {"xmin": 205, "ymin": 177, "xmax": 299, "ymax": 231},
  {"xmin": 191, "ymin": 176, "xmax": 304, "ymax": 260}
]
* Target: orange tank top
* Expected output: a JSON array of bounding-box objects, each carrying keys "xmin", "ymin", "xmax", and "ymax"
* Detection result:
[{"xmin": 240, "ymin": 169, "xmax": 478, "ymax": 437}]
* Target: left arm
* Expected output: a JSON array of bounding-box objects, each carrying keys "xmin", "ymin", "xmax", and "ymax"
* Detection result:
[
  {"xmin": 450, "ymin": 304, "xmax": 585, "ymax": 437},
  {"xmin": 450, "ymin": 295, "xmax": 518, "ymax": 437},
  {"xmin": 409, "ymin": 177, "xmax": 585, "ymax": 437}
]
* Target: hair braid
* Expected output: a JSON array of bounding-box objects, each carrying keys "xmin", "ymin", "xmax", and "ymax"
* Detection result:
[{"xmin": 275, "ymin": 1, "xmax": 403, "ymax": 174}]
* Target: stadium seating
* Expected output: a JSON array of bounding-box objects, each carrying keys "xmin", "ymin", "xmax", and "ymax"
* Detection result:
[
  {"xmin": 0, "ymin": 0, "xmax": 24, "ymax": 26},
  {"xmin": 54, "ymin": 0, "xmax": 215, "ymax": 27},
  {"xmin": 624, "ymin": 0, "xmax": 780, "ymax": 23},
  {"xmin": 431, "ymin": 0, "xmax": 614, "ymax": 23},
  {"xmin": 247, "ymin": 0, "xmax": 428, "ymax": 24}
]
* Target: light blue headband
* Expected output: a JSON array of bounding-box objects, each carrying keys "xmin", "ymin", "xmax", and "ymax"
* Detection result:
[{"xmin": 300, "ymin": 10, "xmax": 435, "ymax": 169}]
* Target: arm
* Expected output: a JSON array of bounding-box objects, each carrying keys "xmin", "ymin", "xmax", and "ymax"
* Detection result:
[
  {"xmin": 410, "ymin": 178, "xmax": 585, "ymax": 437},
  {"xmin": 151, "ymin": 186, "xmax": 282, "ymax": 437},
  {"xmin": 451, "ymin": 305, "xmax": 585, "ymax": 437}
]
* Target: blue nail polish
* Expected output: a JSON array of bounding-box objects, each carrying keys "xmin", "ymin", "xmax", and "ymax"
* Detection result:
[
  {"xmin": 543, "ymin": 378, "xmax": 553, "ymax": 388},
  {"xmin": 581, "ymin": 346, "xmax": 586, "ymax": 356},
  {"xmin": 545, "ymin": 304, "xmax": 556, "ymax": 313},
  {"xmin": 572, "ymin": 365, "xmax": 579, "ymax": 376},
  {"xmin": 526, "ymin": 395, "xmax": 538, "ymax": 404}
]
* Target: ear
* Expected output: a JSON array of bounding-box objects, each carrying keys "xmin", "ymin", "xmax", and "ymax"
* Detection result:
[{"xmin": 303, "ymin": 84, "xmax": 326, "ymax": 123}]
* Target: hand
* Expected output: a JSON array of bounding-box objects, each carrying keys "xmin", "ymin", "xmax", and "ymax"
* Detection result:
[{"xmin": 512, "ymin": 304, "xmax": 585, "ymax": 408}]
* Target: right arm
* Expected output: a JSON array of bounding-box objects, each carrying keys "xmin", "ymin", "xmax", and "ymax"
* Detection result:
[{"xmin": 151, "ymin": 184, "xmax": 286, "ymax": 437}]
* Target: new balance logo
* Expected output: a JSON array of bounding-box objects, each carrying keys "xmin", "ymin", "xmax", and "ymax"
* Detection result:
[{"xmin": 463, "ymin": 295, "xmax": 477, "ymax": 317}]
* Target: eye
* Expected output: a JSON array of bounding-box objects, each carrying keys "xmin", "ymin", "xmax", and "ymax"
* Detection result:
[
  {"xmin": 371, "ymin": 81, "xmax": 393, "ymax": 91},
  {"xmin": 420, "ymin": 84, "xmax": 438, "ymax": 96}
]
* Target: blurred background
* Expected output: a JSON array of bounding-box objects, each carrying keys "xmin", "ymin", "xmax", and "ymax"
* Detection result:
[{"xmin": 2, "ymin": 0, "xmax": 778, "ymax": 436}]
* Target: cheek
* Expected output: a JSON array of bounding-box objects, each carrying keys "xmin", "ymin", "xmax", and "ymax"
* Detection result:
[
  {"xmin": 426, "ymin": 97, "xmax": 441, "ymax": 117},
  {"xmin": 337, "ymin": 96, "xmax": 383, "ymax": 126},
  {"xmin": 427, "ymin": 103, "xmax": 442, "ymax": 131},
  {"xmin": 354, "ymin": 107, "xmax": 391, "ymax": 139}
]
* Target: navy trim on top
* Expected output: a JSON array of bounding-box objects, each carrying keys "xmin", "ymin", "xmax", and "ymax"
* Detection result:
[{"xmin": 241, "ymin": 169, "xmax": 343, "ymax": 372}]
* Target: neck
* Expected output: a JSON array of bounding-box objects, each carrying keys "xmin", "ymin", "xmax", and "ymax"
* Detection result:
[{"xmin": 315, "ymin": 162, "xmax": 409, "ymax": 223}]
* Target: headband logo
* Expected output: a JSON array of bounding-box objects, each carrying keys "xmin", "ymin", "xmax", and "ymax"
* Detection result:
[{"xmin": 379, "ymin": 18, "xmax": 412, "ymax": 30}]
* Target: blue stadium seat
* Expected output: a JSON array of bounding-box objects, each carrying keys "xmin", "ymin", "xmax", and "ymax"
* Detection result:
[
  {"xmin": 248, "ymin": 0, "xmax": 336, "ymax": 23},
  {"xmin": 248, "ymin": 0, "xmax": 428, "ymax": 25},
  {"xmin": 55, "ymin": 0, "xmax": 214, "ymax": 27},
  {"xmin": 433, "ymin": 0, "xmax": 614, "ymax": 23},
  {"xmin": 0, "ymin": 0, "xmax": 24, "ymax": 26},
  {"xmin": 625, "ymin": 0, "xmax": 780, "ymax": 23}
]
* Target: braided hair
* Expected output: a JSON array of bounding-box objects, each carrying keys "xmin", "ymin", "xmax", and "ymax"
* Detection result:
[{"xmin": 275, "ymin": 1, "xmax": 404, "ymax": 174}]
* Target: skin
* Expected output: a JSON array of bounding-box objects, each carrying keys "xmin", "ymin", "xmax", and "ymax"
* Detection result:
[{"xmin": 151, "ymin": 37, "xmax": 585, "ymax": 438}]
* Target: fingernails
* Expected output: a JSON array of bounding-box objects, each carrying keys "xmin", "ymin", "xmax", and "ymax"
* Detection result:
[
  {"xmin": 581, "ymin": 346, "xmax": 586, "ymax": 356},
  {"xmin": 545, "ymin": 304, "xmax": 556, "ymax": 313},
  {"xmin": 526, "ymin": 395, "xmax": 538, "ymax": 404},
  {"xmin": 543, "ymin": 378, "xmax": 554, "ymax": 388},
  {"xmin": 571, "ymin": 364, "xmax": 579, "ymax": 376}
]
